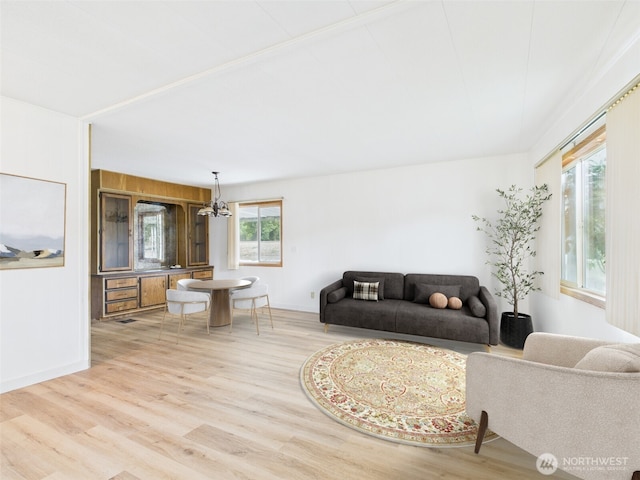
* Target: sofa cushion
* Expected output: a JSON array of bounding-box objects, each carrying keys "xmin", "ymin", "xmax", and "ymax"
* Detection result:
[
  {"xmin": 574, "ymin": 343, "xmax": 640, "ymax": 372},
  {"xmin": 448, "ymin": 297, "xmax": 463, "ymax": 310},
  {"xmin": 467, "ymin": 295, "xmax": 486, "ymax": 317},
  {"xmin": 404, "ymin": 274, "xmax": 479, "ymax": 302},
  {"xmin": 327, "ymin": 287, "xmax": 347, "ymax": 304},
  {"xmin": 353, "ymin": 281, "xmax": 379, "ymax": 301},
  {"xmin": 356, "ymin": 276, "xmax": 384, "ymax": 300},
  {"xmin": 324, "ymin": 298, "xmax": 402, "ymax": 331},
  {"xmin": 343, "ymin": 271, "xmax": 404, "ymax": 300},
  {"xmin": 429, "ymin": 292, "xmax": 448, "ymax": 309},
  {"xmin": 413, "ymin": 283, "xmax": 432, "ymax": 304},
  {"xmin": 414, "ymin": 283, "xmax": 461, "ymax": 303},
  {"xmin": 395, "ymin": 301, "xmax": 491, "ymax": 344}
]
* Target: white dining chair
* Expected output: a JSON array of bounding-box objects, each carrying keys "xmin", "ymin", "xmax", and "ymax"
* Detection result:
[
  {"xmin": 177, "ymin": 278, "xmax": 204, "ymax": 291},
  {"xmin": 228, "ymin": 276, "xmax": 259, "ymax": 292},
  {"xmin": 160, "ymin": 289, "xmax": 211, "ymax": 343},
  {"xmin": 229, "ymin": 282, "xmax": 273, "ymax": 335}
]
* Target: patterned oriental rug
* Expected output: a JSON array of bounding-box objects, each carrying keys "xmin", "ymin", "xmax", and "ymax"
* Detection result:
[{"xmin": 300, "ymin": 338, "xmax": 498, "ymax": 448}]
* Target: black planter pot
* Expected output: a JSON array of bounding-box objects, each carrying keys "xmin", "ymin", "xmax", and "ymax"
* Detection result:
[{"xmin": 500, "ymin": 312, "xmax": 533, "ymax": 349}]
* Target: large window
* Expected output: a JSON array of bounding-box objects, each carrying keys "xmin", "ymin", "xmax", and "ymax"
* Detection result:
[
  {"xmin": 561, "ymin": 126, "xmax": 606, "ymax": 299},
  {"xmin": 238, "ymin": 200, "xmax": 282, "ymax": 266}
]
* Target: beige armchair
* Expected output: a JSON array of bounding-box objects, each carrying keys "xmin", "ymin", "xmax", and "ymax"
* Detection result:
[{"xmin": 466, "ymin": 333, "xmax": 640, "ymax": 480}]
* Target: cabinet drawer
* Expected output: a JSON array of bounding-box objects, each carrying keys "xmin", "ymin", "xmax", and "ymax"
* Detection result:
[
  {"xmin": 105, "ymin": 299, "xmax": 138, "ymax": 314},
  {"xmin": 106, "ymin": 277, "xmax": 138, "ymax": 289},
  {"xmin": 106, "ymin": 288, "xmax": 138, "ymax": 301},
  {"xmin": 193, "ymin": 269, "xmax": 213, "ymax": 279}
]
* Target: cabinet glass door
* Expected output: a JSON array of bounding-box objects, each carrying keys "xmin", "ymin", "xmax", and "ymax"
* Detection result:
[
  {"xmin": 101, "ymin": 193, "xmax": 132, "ymax": 271},
  {"xmin": 188, "ymin": 204, "xmax": 209, "ymax": 266}
]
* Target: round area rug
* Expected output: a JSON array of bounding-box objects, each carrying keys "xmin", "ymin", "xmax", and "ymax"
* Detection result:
[{"xmin": 300, "ymin": 338, "xmax": 497, "ymax": 447}]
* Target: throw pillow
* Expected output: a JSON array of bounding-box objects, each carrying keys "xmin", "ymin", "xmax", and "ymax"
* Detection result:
[
  {"xmin": 429, "ymin": 292, "xmax": 448, "ymax": 309},
  {"xmin": 467, "ymin": 295, "xmax": 486, "ymax": 317},
  {"xmin": 355, "ymin": 276, "xmax": 385, "ymax": 300},
  {"xmin": 574, "ymin": 344, "xmax": 640, "ymax": 372},
  {"xmin": 327, "ymin": 287, "xmax": 347, "ymax": 304},
  {"xmin": 414, "ymin": 283, "xmax": 461, "ymax": 304},
  {"xmin": 353, "ymin": 281, "xmax": 379, "ymax": 302},
  {"xmin": 448, "ymin": 296, "xmax": 462, "ymax": 310}
]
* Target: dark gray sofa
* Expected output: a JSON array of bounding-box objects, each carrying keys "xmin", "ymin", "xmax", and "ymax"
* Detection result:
[{"xmin": 319, "ymin": 271, "xmax": 499, "ymax": 345}]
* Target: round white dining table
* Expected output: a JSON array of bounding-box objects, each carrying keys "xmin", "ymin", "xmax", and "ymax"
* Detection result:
[{"xmin": 188, "ymin": 279, "xmax": 251, "ymax": 327}]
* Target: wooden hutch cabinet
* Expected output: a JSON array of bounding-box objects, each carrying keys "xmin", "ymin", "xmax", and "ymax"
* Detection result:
[
  {"xmin": 188, "ymin": 203, "xmax": 209, "ymax": 266},
  {"xmin": 91, "ymin": 170, "xmax": 214, "ymax": 321},
  {"xmin": 100, "ymin": 192, "xmax": 133, "ymax": 271}
]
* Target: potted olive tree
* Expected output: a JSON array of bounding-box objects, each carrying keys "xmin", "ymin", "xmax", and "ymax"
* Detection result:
[{"xmin": 472, "ymin": 184, "xmax": 551, "ymax": 349}]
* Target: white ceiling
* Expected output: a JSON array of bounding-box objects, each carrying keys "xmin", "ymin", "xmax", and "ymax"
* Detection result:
[{"xmin": 2, "ymin": 1, "xmax": 639, "ymax": 187}]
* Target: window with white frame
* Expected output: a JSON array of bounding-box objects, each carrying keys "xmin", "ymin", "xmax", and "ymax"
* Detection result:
[
  {"xmin": 238, "ymin": 200, "xmax": 282, "ymax": 266},
  {"xmin": 561, "ymin": 125, "xmax": 606, "ymax": 298}
]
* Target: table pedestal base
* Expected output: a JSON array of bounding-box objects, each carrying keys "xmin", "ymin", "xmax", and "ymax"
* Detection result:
[{"xmin": 210, "ymin": 290, "xmax": 232, "ymax": 327}]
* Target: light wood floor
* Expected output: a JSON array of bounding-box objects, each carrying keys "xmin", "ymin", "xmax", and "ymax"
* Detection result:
[{"xmin": 1, "ymin": 308, "xmax": 577, "ymax": 479}]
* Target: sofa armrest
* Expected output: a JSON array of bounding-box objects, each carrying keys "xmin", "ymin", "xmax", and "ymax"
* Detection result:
[
  {"xmin": 319, "ymin": 279, "xmax": 344, "ymax": 323},
  {"xmin": 466, "ymin": 352, "xmax": 640, "ymax": 480},
  {"xmin": 522, "ymin": 332, "xmax": 613, "ymax": 367},
  {"xmin": 477, "ymin": 286, "xmax": 499, "ymax": 345}
]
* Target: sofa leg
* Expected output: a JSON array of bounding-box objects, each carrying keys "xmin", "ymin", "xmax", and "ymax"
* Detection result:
[
  {"xmin": 474, "ymin": 410, "xmax": 488, "ymax": 454},
  {"xmin": 324, "ymin": 323, "xmax": 329, "ymax": 333},
  {"xmin": 484, "ymin": 344, "xmax": 492, "ymax": 353}
]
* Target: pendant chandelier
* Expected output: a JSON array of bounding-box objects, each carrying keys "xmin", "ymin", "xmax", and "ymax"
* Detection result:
[{"xmin": 197, "ymin": 171, "xmax": 232, "ymax": 217}]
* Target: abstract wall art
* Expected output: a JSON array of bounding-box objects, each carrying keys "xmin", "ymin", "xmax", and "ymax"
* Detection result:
[{"xmin": 0, "ymin": 173, "xmax": 66, "ymax": 270}]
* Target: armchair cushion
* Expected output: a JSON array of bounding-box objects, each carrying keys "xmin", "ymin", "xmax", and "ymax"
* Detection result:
[
  {"xmin": 522, "ymin": 332, "xmax": 611, "ymax": 367},
  {"xmin": 574, "ymin": 343, "xmax": 640, "ymax": 372}
]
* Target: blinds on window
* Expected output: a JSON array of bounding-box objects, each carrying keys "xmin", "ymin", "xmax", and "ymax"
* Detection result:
[
  {"xmin": 534, "ymin": 151, "xmax": 562, "ymax": 299},
  {"xmin": 605, "ymin": 84, "xmax": 640, "ymax": 336},
  {"xmin": 227, "ymin": 202, "xmax": 239, "ymax": 270}
]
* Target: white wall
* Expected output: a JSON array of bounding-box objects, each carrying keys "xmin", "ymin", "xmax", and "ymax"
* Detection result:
[
  {"xmin": 0, "ymin": 97, "xmax": 90, "ymax": 393},
  {"xmin": 527, "ymin": 34, "xmax": 640, "ymax": 343},
  {"xmin": 211, "ymin": 154, "xmax": 530, "ymax": 314},
  {"xmin": 531, "ymin": 291, "xmax": 638, "ymax": 343}
]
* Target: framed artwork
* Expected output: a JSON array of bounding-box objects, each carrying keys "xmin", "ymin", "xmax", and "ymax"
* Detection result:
[{"xmin": 0, "ymin": 173, "xmax": 66, "ymax": 270}]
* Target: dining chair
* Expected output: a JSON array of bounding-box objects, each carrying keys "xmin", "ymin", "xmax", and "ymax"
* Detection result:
[
  {"xmin": 160, "ymin": 289, "xmax": 211, "ymax": 343},
  {"xmin": 229, "ymin": 276, "xmax": 259, "ymax": 291},
  {"xmin": 229, "ymin": 282, "xmax": 273, "ymax": 335},
  {"xmin": 177, "ymin": 278, "xmax": 203, "ymax": 291}
]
